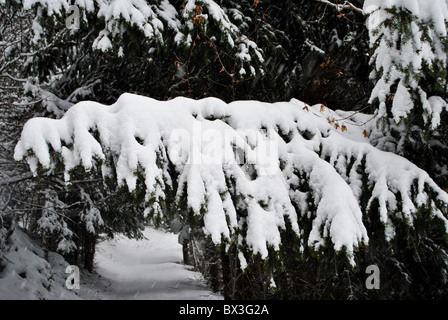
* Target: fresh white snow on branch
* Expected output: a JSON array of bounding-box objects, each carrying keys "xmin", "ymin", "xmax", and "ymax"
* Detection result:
[
  {"xmin": 364, "ymin": 0, "xmax": 448, "ymax": 129},
  {"xmin": 24, "ymin": 0, "xmax": 265, "ymax": 77},
  {"xmin": 14, "ymin": 94, "xmax": 448, "ymax": 265}
]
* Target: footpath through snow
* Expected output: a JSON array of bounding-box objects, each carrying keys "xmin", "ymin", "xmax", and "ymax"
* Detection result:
[
  {"xmin": 0, "ymin": 227, "xmax": 220, "ymax": 300},
  {"xmin": 91, "ymin": 227, "xmax": 221, "ymax": 300}
]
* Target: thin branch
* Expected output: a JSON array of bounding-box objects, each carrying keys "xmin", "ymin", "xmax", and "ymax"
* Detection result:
[
  {"xmin": 302, "ymin": 3, "xmax": 330, "ymax": 23},
  {"xmin": 247, "ymin": 6, "xmax": 271, "ymax": 38},
  {"xmin": 10, "ymin": 201, "xmax": 80, "ymax": 227},
  {"xmin": 0, "ymin": 73, "xmax": 27, "ymax": 83},
  {"xmin": 12, "ymin": 98, "xmax": 46, "ymax": 106},
  {"xmin": 63, "ymin": 178, "xmax": 104, "ymax": 185},
  {"xmin": 314, "ymin": 0, "xmax": 363, "ymax": 14},
  {"xmin": 0, "ymin": 173, "xmax": 34, "ymax": 186}
]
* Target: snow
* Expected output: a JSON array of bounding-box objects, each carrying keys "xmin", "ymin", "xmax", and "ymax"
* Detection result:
[
  {"xmin": 0, "ymin": 227, "xmax": 219, "ymax": 300},
  {"xmin": 364, "ymin": 0, "xmax": 448, "ymax": 128},
  {"xmin": 0, "ymin": 228, "xmax": 80, "ymax": 300},
  {"xmin": 428, "ymin": 96, "xmax": 448, "ymax": 129},
  {"xmin": 246, "ymin": 199, "xmax": 282, "ymax": 259},
  {"xmin": 97, "ymin": 0, "xmax": 163, "ymax": 40},
  {"xmin": 93, "ymin": 30, "xmax": 113, "ymax": 52},
  {"xmin": 365, "ymin": 0, "xmax": 448, "ymax": 35},
  {"xmin": 31, "ymin": 18, "xmax": 43, "ymax": 44},
  {"xmin": 156, "ymin": 0, "xmax": 181, "ymax": 32},
  {"xmin": 24, "ymin": 83, "xmax": 73, "ymax": 118},
  {"xmin": 304, "ymin": 39, "xmax": 326, "ymax": 56},
  {"xmin": 38, "ymin": 191, "xmax": 77, "ymax": 254},
  {"xmin": 14, "ymin": 94, "xmax": 448, "ymax": 266},
  {"xmin": 25, "ymin": 0, "xmax": 265, "ymax": 76},
  {"xmin": 391, "ymin": 80, "xmax": 414, "ymax": 123},
  {"xmin": 94, "ymin": 227, "xmax": 220, "ymax": 300},
  {"xmin": 23, "ymin": 0, "xmax": 68, "ymax": 16},
  {"xmin": 80, "ymin": 189, "xmax": 104, "ymax": 234}
]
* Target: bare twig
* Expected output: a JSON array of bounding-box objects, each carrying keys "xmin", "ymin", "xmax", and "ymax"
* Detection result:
[
  {"xmin": 302, "ymin": 3, "xmax": 330, "ymax": 23},
  {"xmin": 314, "ymin": 0, "xmax": 363, "ymax": 14}
]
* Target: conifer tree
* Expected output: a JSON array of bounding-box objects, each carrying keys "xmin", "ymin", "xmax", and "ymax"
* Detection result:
[
  {"xmin": 8, "ymin": 0, "xmax": 370, "ymax": 107},
  {"xmin": 365, "ymin": 0, "xmax": 448, "ymax": 188}
]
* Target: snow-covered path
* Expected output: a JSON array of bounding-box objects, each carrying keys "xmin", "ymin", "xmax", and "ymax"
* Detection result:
[{"xmin": 93, "ymin": 228, "xmax": 221, "ymax": 300}]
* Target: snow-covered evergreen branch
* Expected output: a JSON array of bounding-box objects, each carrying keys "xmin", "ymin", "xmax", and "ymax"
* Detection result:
[{"xmin": 14, "ymin": 94, "xmax": 448, "ymax": 266}]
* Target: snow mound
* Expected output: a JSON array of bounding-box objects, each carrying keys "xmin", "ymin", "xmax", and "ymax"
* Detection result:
[
  {"xmin": 0, "ymin": 228, "xmax": 79, "ymax": 300},
  {"xmin": 14, "ymin": 94, "xmax": 448, "ymax": 265}
]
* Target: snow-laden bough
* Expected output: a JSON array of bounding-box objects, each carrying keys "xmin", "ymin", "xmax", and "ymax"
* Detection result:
[{"xmin": 14, "ymin": 94, "xmax": 448, "ymax": 266}]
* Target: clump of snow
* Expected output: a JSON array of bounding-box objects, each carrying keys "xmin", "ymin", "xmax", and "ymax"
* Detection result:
[
  {"xmin": 23, "ymin": 83, "xmax": 74, "ymax": 118},
  {"xmin": 92, "ymin": 30, "xmax": 113, "ymax": 52},
  {"xmin": 38, "ymin": 190, "xmax": 77, "ymax": 254},
  {"xmin": 14, "ymin": 94, "xmax": 448, "ymax": 265},
  {"xmin": 364, "ymin": 0, "xmax": 448, "ymax": 35}
]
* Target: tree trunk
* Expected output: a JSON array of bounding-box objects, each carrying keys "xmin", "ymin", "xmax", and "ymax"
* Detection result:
[
  {"xmin": 182, "ymin": 239, "xmax": 190, "ymax": 266},
  {"xmin": 83, "ymin": 231, "xmax": 96, "ymax": 273},
  {"xmin": 221, "ymin": 246, "xmax": 232, "ymax": 300}
]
